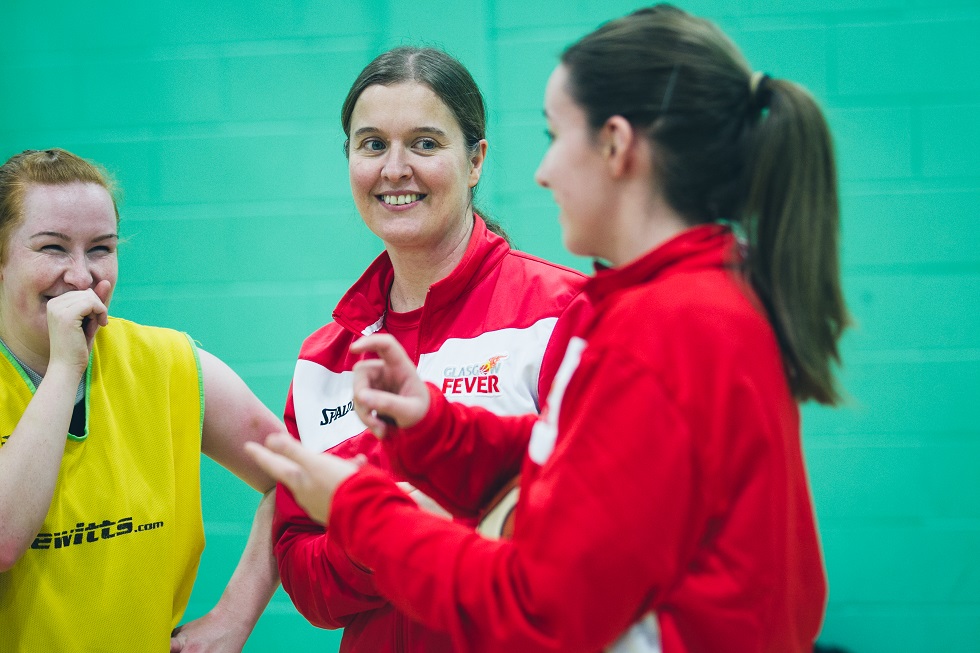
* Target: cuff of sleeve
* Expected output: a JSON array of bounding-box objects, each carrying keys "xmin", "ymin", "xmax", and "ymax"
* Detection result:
[{"xmin": 385, "ymin": 383, "xmax": 447, "ymax": 477}]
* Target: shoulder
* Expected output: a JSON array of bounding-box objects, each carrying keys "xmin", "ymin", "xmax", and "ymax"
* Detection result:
[
  {"xmin": 492, "ymin": 250, "xmax": 588, "ymax": 308},
  {"xmin": 99, "ymin": 317, "xmax": 195, "ymax": 355},
  {"xmin": 599, "ymin": 269, "xmax": 775, "ymax": 365},
  {"xmin": 300, "ymin": 320, "xmax": 348, "ymax": 350},
  {"xmin": 94, "ymin": 318, "xmax": 201, "ymax": 388},
  {"xmin": 580, "ymin": 274, "xmax": 788, "ymax": 430},
  {"xmin": 503, "ymin": 249, "xmax": 587, "ymax": 285},
  {"xmin": 295, "ymin": 320, "xmax": 360, "ymax": 373}
]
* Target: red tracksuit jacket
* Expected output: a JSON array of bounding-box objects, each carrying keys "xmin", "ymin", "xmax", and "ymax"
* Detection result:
[
  {"xmin": 327, "ymin": 224, "xmax": 828, "ymax": 653},
  {"xmin": 274, "ymin": 215, "xmax": 590, "ymax": 652}
]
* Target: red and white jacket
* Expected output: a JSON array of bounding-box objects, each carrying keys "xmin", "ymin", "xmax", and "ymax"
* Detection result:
[
  {"xmin": 274, "ymin": 216, "xmax": 589, "ymax": 653},
  {"xmin": 327, "ymin": 225, "xmax": 828, "ymax": 653}
]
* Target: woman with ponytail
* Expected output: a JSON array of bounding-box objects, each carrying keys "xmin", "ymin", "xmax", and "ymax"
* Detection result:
[{"xmin": 248, "ymin": 6, "xmax": 848, "ymax": 652}]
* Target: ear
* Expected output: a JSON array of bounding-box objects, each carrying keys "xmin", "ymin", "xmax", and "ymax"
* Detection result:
[
  {"xmin": 600, "ymin": 116, "xmax": 638, "ymax": 178},
  {"xmin": 468, "ymin": 139, "xmax": 489, "ymax": 188}
]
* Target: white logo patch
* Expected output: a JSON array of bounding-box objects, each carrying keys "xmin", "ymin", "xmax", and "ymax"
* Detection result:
[
  {"xmin": 417, "ymin": 318, "xmax": 559, "ymax": 416},
  {"xmin": 292, "ymin": 359, "xmax": 365, "ymax": 453}
]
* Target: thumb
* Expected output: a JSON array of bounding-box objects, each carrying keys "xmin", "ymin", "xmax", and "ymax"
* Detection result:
[{"xmin": 93, "ymin": 279, "xmax": 113, "ymax": 306}]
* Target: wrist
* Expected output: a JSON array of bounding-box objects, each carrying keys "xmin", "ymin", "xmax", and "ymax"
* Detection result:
[
  {"xmin": 206, "ymin": 597, "xmax": 255, "ymax": 640},
  {"xmin": 43, "ymin": 358, "xmax": 87, "ymax": 386}
]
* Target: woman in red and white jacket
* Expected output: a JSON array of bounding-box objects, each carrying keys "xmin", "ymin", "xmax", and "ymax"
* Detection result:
[
  {"xmin": 255, "ymin": 5, "xmax": 849, "ymax": 653},
  {"xmin": 272, "ymin": 46, "xmax": 589, "ymax": 653}
]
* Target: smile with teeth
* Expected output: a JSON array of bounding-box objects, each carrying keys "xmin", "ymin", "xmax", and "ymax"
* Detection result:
[{"xmin": 380, "ymin": 193, "xmax": 425, "ymax": 206}]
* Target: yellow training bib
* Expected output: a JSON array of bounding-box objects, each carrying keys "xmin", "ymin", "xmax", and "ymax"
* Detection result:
[{"xmin": 0, "ymin": 318, "xmax": 204, "ymax": 652}]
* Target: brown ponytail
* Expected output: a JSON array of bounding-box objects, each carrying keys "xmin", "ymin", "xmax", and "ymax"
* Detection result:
[{"xmin": 740, "ymin": 77, "xmax": 849, "ymax": 404}]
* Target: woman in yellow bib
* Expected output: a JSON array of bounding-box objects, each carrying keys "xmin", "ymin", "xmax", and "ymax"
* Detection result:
[{"xmin": 0, "ymin": 149, "xmax": 281, "ymax": 652}]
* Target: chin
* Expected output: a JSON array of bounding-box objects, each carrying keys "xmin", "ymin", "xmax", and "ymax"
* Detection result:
[{"xmin": 562, "ymin": 235, "xmax": 592, "ymax": 260}]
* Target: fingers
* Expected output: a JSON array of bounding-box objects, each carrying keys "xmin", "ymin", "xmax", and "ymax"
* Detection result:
[
  {"xmin": 47, "ymin": 289, "xmax": 109, "ymax": 333},
  {"xmin": 351, "ymin": 359, "xmax": 387, "ymax": 397},
  {"xmin": 47, "ymin": 289, "xmax": 105, "ymax": 323},
  {"xmin": 246, "ymin": 434, "xmax": 361, "ymax": 526},
  {"xmin": 350, "ymin": 333, "xmax": 412, "ymax": 366},
  {"xmin": 351, "ymin": 336, "xmax": 430, "ymax": 433},
  {"xmin": 352, "ymin": 395, "xmax": 389, "ymax": 440},
  {"xmin": 358, "ymin": 387, "xmax": 424, "ymax": 427},
  {"xmin": 351, "ymin": 351, "xmax": 409, "ymax": 400},
  {"xmin": 169, "ymin": 629, "xmax": 183, "ymax": 653},
  {"xmin": 245, "ymin": 432, "xmax": 347, "ymax": 486},
  {"xmin": 85, "ymin": 281, "xmax": 112, "ymax": 340},
  {"xmin": 352, "ymin": 359, "xmax": 392, "ymax": 437},
  {"xmin": 263, "ymin": 431, "xmax": 314, "ymax": 460},
  {"xmin": 351, "ymin": 334, "xmax": 421, "ymax": 393},
  {"xmin": 244, "ymin": 438, "xmax": 307, "ymax": 491},
  {"xmin": 83, "ymin": 314, "xmax": 99, "ymax": 344},
  {"xmin": 79, "ymin": 288, "xmax": 109, "ymax": 346}
]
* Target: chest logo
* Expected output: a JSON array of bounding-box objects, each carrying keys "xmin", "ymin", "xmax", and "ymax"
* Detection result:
[
  {"xmin": 320, "ymin": 401, "xmax": 355, "ymax": 426},
  {"xmin": 31, "ymin": 516, "xmax": 166, "ymax": 551},
  {"xmin": 441, "ymin": 354, "xmax": 508, "ymax": 396}
]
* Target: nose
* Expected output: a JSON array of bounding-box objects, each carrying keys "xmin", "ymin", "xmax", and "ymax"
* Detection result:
[
  {"xmin": 534, "ymin": 154, "xmax": 550, "ymax": 189},
  {"xmin": 63, "ymin": 255, "xmax": 94, "ymax": 289},
  {"xmin": 381, "ymin": 146, "xmax": 411, "ymax": 182}
]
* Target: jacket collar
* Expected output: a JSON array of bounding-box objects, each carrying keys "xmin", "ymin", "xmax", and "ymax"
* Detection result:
[
  {"xmin": 332, "ymin": 214, "xmax": 509, "ymax": 336},
  {"xmin": 585, "ymin": 224, "xmax": 739, "ymax": 304}
]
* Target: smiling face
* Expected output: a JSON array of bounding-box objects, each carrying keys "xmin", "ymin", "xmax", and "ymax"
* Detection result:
[
  {"xmin": 347, "ymin": 81, "xmax": 486, "ymax": 253},
  {"xmin": 0, "ymin": 182, "xmax": 118, "ymax": 360},
  {"xmin": 535, "ymin": 65, "xmax": 615, "ymax": 260}
]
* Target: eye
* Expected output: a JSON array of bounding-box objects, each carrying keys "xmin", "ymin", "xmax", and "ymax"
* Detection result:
[
  {"xmin": 40, "ymin": 244, "xmax": 67, "ymax": 253},
  {"xmin": 415, "ymin": 138, "xmax": 438, "ymax": 151},
  {"xmin": 361, "ymin": 138, "xmax": 386, "ymax": 152},
  {"xmin": 88, "ymin": 245, "xmax": 115, "ymax": 256}
]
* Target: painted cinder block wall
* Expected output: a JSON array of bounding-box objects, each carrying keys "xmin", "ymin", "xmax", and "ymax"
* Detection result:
[{"xmin": 1, "ymin": 1, "xmax": 977, "ymax": 651}]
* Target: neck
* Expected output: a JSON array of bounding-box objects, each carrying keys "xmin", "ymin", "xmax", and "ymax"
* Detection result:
[
  {"xmin": 0, "ymin": 337, "xmax": 49, "ymax": 377},
  {"xmin": 605, "ymin": 181, "xmax": 688, "ymax": 267},
  {"xmin": 385, "ymin": 216, "xmax": 474, "ymax": 313},
  {"xmin": 0, "ymin": 320, "xmax": 49, "ymax": 376}
]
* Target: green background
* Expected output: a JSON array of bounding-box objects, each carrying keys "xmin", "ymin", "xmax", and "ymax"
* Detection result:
[{"xmin": 2, "ymin": 1, "xmax": 978, "ymax": 651}]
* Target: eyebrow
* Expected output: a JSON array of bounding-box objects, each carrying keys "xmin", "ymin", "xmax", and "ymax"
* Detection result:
[
  {"xmin": 30, "ymin": 231, "xmax": 119, "ymax": 242},
  {"xmin": 414, "ymin": 126, "xmax": 449, "ymax": 138},
  {"xmin": 352, "ymin": 126, "xmax": 450, "ymax": 139}
]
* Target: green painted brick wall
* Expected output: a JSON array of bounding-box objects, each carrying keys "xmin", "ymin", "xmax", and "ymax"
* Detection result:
[{"xmin": 2, "ymin": 1, "xmax": 977, "ymax": 651}]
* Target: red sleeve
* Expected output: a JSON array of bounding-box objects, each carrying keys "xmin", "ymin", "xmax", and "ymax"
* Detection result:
[
  {"xmin": 331, "ymin": 350, "xmax": 699, "ymax": 652},
  {"xmin": 383, "ymin": 385, "xmax": 536, "ymax": 517},
  {"xmin": 272, "ymin": 383, "xmax": 387, "ymax": 628},
  {"xmin": 387, "ymin": 290, "xmax": 593, "ymax": 515}
]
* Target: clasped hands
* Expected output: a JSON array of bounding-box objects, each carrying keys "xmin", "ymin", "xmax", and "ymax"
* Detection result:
[{"xmin": 245, "ymin": 334, "xmax": 433, "ymax": 525}]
